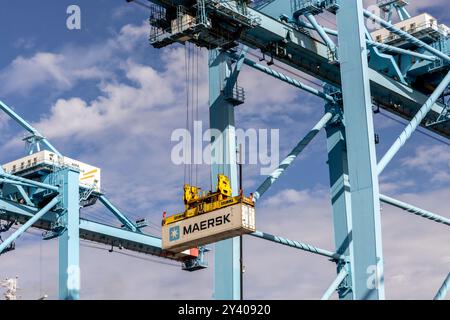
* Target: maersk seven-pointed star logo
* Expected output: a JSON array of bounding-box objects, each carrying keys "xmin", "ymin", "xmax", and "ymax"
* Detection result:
[{"xmin": 169, "ymin": 226, "xmax": 180, "ymax": 242}]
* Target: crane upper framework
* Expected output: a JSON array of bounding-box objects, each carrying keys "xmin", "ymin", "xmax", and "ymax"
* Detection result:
[{"xmin": 1, "ymin": 0, "xmax": 449, "ymax": 300}]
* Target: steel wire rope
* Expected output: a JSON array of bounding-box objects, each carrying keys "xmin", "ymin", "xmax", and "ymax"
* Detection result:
[{"xmin": 378, "ymin": 109, "xmax": 450, "ymax": 147}]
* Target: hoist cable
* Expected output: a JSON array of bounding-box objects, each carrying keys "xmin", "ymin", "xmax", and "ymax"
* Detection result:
[
  {"xmin": 184, "ymin": 44, "xmax": 190, "ymax": 185},
  {"xmin": 195, "ymin": 46, "xmax": 200, "ymax": 188},
  {"xmin": 192, "ymin": 43, "xmax": 195, "ymax": 185}
]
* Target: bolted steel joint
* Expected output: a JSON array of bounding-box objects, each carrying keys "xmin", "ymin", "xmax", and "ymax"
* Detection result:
[
  {"xmin": 325, "ymin": 102, "xmax": 344, "ymax": 126},
  {"xmin": 337, "ymin": 261, "xmax": 352, "ymax": 297}
]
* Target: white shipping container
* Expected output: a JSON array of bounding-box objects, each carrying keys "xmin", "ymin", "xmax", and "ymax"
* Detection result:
[
  {"xmin": 2, "ymin": 150, "xmax": 101, "ymax": 192},
  {"xmin": 162, "ymin": 203, "xmax": 256, "ymax": 252}
]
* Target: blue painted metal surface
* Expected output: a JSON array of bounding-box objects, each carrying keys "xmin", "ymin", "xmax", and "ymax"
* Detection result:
[
  {"xmin": 394, "ymin": 4, "xmax": 411, "ymax": 21},
  {"xmin": 367, "ymin": 42, "xmax": 407, "ymax": 85},
  {"xmin": 0, "ymin": 0, "xmax": 448, "ymax": 300},
  {"xmin": 378, "ymin": 70, "xmax": 450, "ymax": 174},
  {"xmin": 98, "ymin": 195, "xmax": 140, "ymax": 233},
  {"xmin": 79, "ymin": 219, "xmax": 199, "ymax": 262},
  {"xmin": 434, "ymin": 273, "xmax": 450, "ymax": 300},
  {"xmin": 367, "ymin": 40, "xmax": 438, "ymax": 62},
  {"xmin": 15, "ymin": 185, "xmax": 33, "ymax": 207},
  {"xmin": 253, "ymin": 112, "xmax": 333, "ymax": 202},
  {"xmin": 297, "ymin": 19, "xmax": 338, "ymax": 36},
  {"xmin": 0, "ymin": 195, "xmax": 195, "ymax": 261},
  {"xmin": 0, "ymin": 196, "xmax": 59, "ymax": 254},
  {"xmin": 236, "ymin": 56, "xmax": 335, "ymax": 102},
  {"xmin": 227, "ymin": 46, "xmax": 248, "ymax": 90},
  {"xmin": 363, "ymin": 9, "xmax": 450, "ymax": 63},
  {"xmin": 0, "ymin": 178, "xmax": 38, "ymax": 189},
  {"xmin": 337, "ymin": 0, "xmax": 385, "ymax": 300},
  {"xmin": 325, "ymin": 111, "xmax": 354, "ymax": 300},
  {"xmin": 0, "ymin": 171, "xmax": 60, "ymax": 192},
  {"xmin": 209, "ymin": 48, "xmax": 241, "ymax": 300},
  {"xmin": 58, "ymin": 169, "xmax": 80, "ymax": 300},
  {"xmin": 0, "ymin": 196, "xmax": 196, "ymax": 262},
  {"xmin": 143, "ymin": 0, "xmax": 450, "ymax": 139},
  {"xmin": 0, "ymin": 100, "xmax": 62, "ymax": 156},
  {"xmin": 79, "ymin": 219, "xmax": 161, "ymax": 249},
  {"xmin": 321, "ymin": 267, "xmax": 348, "ymax": 300},
  {"xmin": 303, "ymin": 12, "xmax": 337, "ymax": 59},
  {"xmin": 252, "ymin": 0, "xmax": 292, "ymax": 19}
]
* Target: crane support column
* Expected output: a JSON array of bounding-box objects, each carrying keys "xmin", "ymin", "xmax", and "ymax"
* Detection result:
[
  {"xmin": 0, "ymin": 197, "xmax": 59, "ymax": 254},
  {"xmin": 325, "ymin": 111, "xmax": 353, "ymax": 300},
  {"xmin": 58, "ymin": 168, "xmax": 80, "ymax": 300},
  {"xmin": 336, "ymin": 0, "xmax": 385, "ymax": 300},
  {"xmin": 209, "ymin": 49, "xmax": 241, "ymax": 300}
]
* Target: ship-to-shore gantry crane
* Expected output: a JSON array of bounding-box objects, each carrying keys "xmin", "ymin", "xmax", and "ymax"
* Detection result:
[{"xmin": 1, "ymin": 0, "xmax": 449, "ymax": 300}]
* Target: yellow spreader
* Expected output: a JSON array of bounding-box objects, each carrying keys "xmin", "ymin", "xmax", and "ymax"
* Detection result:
[{"xmin": 162, "ymin": 175, "xmax": 256, "ymax": 252}]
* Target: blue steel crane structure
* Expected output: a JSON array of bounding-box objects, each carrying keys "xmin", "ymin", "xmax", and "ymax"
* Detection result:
[
  {"xmin": 1, "ymin": 0, "xmax": 449, "ymax": 300},
  {"xmin": 0, "ymin": 101, "xmax": 208, "ymax": 300}
]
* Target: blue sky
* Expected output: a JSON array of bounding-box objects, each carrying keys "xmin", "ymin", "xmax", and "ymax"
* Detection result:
[{"xmin": 0, "ymin": 0, "xmax": 449, "ymax": 299}]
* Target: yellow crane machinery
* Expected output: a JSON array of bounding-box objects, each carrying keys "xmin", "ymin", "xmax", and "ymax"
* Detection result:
[
  {"xmin": 161, "ymin": 175, "xmax": 256, "ymax": 252},
  {"xmin": 158, "ymin": 23, "xmax": 256, "ymax": 252}
]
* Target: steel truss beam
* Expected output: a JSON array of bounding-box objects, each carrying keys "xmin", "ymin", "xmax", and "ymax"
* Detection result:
[
  {"xmin": 0, "ymin": 171, "xmax": 59, "ymax": 192},
  {"xmin": 321, "ymin": 268, "xmax": 348, "ymax": 300},
  {"xmin": 366, "ymin": 40, "xmax": 438, "ymax": 62},
  {"xmin": 303, "ymin": 13, "xmax": 337, "ymax": 57},
  {"xmin": 378, "ymin": 71, "xmax": 450, "ymax": 174},
  {"xmin": 0, "ymin": 178, "xmax": 37, "ymax": 189},
  {"xmin": 434, "ymin": 273, "xmax": 450, "ymax": 300},
  {"xmin": 336, "ymin": 0, "xmax": 385, "ymax": 300},
  {"xmin": 248, "ymin": 6, "xmax": 449, "ymax": 139},
  {"xmin": 0, "ymin": 198, "xmax": 195, "ymax": 261},
  {"xmin": 98, "ymin": 195, "xmax": 140, "ymax": 233},
  {"xmin": 253, "ymin": 112, "xmax": 333, "ymax": 202},
  {"xmin": 235, "ymin": 56, "xmax": 335, "ymax": 102},
  {"xmin": 0, "ymin": 196, "xmax": 59, "ymax": 254},
  {"xmin": 297, "ymin": 17, "xmax": 439, "ymax": 63},
  {"xmin": 297, "ymin": 19, "xmax": 338, "ymax": 36},
  {"xmin": 227, "ymin": 46, "xmax": 248, "ymax": 90},
  {"xmin": 146, "ymin": 0, "xmax": 449, "ymax": 139},
  {"xmin": 363, "ymin": 9, "xmax": 450, "ymax": 62},
  {"xmin": 1, "ymin": 0, "xmax": 448, "ymax": 301},
  {"xmin": 209, "ymin": 49, "xmax": 241, "ymax": 300},
  {"xmin": 0, "ymin": 100, "xmax": 61, "ymax": 156},
  {"xmin": 299, "ymin": 21, "xmax": 435, "ymax": 62}
]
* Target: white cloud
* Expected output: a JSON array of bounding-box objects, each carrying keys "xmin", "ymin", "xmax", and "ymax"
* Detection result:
[
  {"xmin": 0, "ymin": 21, "xmax": 149, "ymax": 96},
  {"xmin": 0, "ymin": 53, "xmax": 73, "ymax": 94},
  {"xmin": 401, "ymin": 145, "xmax": 450, "ymax": 182},
  {"xmin": 264, "ymin": 188, "xmax": 316, "ymax": 207},
  {"xmin": 402, "ymin": 145, "xmax": 450, "ymax": 168},
  {"xmin": 35, "ymin": 59, "xmax": 178, "ymax": 140}
]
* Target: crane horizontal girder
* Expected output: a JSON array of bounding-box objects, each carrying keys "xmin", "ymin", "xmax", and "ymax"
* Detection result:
[
  {"xmin": 146, "ymin": 0, "xmax": 449, "ymax": 139},
  {"xmin": 0, "ymin": 197, "xmax": 194, "ymax": 262},
  {"xmin": 1, "ymin": 0, "xmax": 448, "ymax": 300}
]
